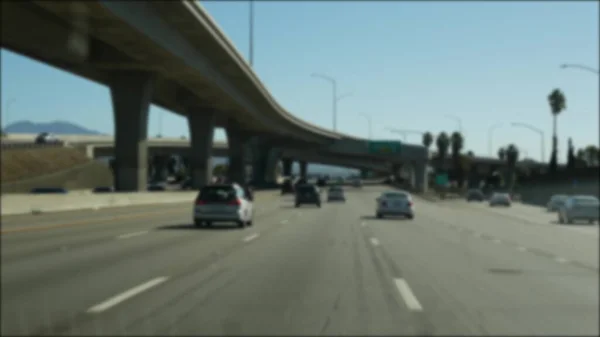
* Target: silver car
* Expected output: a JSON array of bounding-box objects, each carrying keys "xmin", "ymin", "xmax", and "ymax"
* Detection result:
[
  {"xmin": 489, "ymin": 192, "xmax": 511, "ymax": 207},
  {"xmin": 327, "ymin": 186, "xmax": 346, "ymax": 202},
  {"xmin": 558, "ymin": 195, "xmax": 599, "ymax": 224},
  {"xmin": 547, "ymin": 194, "xmax": 569, "ymax": 212},
  {"xmin": 193, "ymin": 183, "xmax": 254, "ymax": 228},
  {"xmin": 376, "ymin": 190, "xmax": 414, "ymax": 219}
]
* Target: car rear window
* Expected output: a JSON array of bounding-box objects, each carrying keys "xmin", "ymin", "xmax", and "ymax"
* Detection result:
[
  {"xmin": 297, "ymin": 185, "xmax": 316, "ymax": 193},
  {"xmin": 329, "ymin": 187, "xmax": 342, "ymax": 192},
  {"xmin": 198, "ymin": 186, "xmax": 236, "ymax": 202},
  {"xmin": 384, "ymin": 192, "xmax": 409, "ymax": 199},
  {"xmin": 573, "ymin": 197, "xmax": 600, "ymax": 205}
]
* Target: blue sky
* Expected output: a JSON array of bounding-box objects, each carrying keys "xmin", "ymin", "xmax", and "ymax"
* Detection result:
[{"xmin": 1, "ymin": 1, "xmax": 598, "ymax": 162}]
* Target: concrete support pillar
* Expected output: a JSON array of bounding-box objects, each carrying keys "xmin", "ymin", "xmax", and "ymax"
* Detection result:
[
  {"xmin": 225, "ymin": 122, "xmax": 252, "ymax": 184},
  {"xmin": 414, "ymin": 161, "xmax": 428, "ymax": 193},
  {"xmin": 187, "ymin": 109, "xmax": 216, "ymax": 189},
  {"xmin": 265, "ymin": 148, "xmax": 283, "ymax": 183},
  {"xmin": 391, "ymin": 163, "xmax": 402, "ymax": 182},
  {"xmin": 282, "ymin": 158, "xmax": 293, "ymax": 177},
  {"xmin": 110, "ymin": 71, "xmax": 154, "ymax": 191},
  {"xmin": 299, "ymin": 161, "xmax": 308, "ymax": 178},
  {"xmin": 150, "ymin": 155, "xmax": 170, "ymax": 182}
]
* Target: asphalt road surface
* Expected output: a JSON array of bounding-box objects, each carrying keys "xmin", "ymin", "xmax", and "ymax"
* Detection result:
[{"xmin": 1, "ymin": 185, "xmax": 598, "ymax": 336}]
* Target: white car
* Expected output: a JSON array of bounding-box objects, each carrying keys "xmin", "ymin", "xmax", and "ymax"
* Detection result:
[
  {"xmin": 193, "ymin": 183, "xmax": 254, "ymax": 228},
  {"xmin": 376, "ymin": 190, "xmax": 414, "ymax": 219},
  {"xmin": 489, "ymin": 192, "xmax": 511, "ymax": 207},
  {"xmin": 327, "ymin": 186, "xmax": 346, "ymax": 202},
  {"xmin": 558, "ymin": 195, "xmax": 599, "ymax": 224}
]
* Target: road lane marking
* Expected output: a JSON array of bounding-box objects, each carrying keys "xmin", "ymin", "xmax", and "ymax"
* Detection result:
[
  {"xmin": 370, "ymin": 238, "xmax": 380, "ymax": 246},
  {"xmin": 361, "ymin": 222, "xmax": 366, "ymax": 227},
  {"xmin": 87, "ymin": 277, "xmax": 169, "ymax": 314},
  {"xmin": 243, "ymin": 233, "xmax": 260, "ymax": 243},
  {"xmin": 394, "ymin": 278, "xmax": 423, "ymax": 312},
  {"xmin": 493, "ymin": 239, "xmax": 502, "ymax": 244},
  {"xmin": 117, "ymin": 231, "xmax": 149, "ymax": 240},
  {"xmin": 517, "ymin": 246, "xmax": 528, "ymax": 252},
  {"xmin": 280, "ymin": 220, "xmax": 289, "ymax": 224},
  {"xmin": 555, "ymin": 257, "xmax": 569, "ymax": 264}
]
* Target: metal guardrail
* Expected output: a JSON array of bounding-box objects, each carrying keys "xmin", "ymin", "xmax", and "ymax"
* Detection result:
[{"xmin": 1, "ymin": 142, "xmax": 65, "ymax": 150}]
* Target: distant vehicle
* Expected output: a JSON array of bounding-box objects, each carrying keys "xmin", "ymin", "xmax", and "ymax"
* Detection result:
[
  {"xmin": 327, "ymin": 185, "xmax": 346, "ymax": 202},
  {"xmin": 280, "ymin": 179, "xmax": 295, "ymax": 195},
  {"xmin": 466, "ymin": 189, "xmax": 485, "ymax": 202},
  {"xmin": 376, "ymin": 190, "xmax": 414, "ymax": 219},
  {"xmin": 295, "ymin": 184, "xmax": 321, "ymax": 208},
  {"xmin": 352, "ymin": 179, "xmax": 362, "ymax": 188},
  {"xmin": 558, "ymin": 195, "xmax": 599, "ymax": 224},
  {"xmin": 34, "ymin": 132, "xmax": 61, "ymax": 144},
  {"xmin": 193, "ymin": 183, "xmax": 254, "ymax": 228},
  {"xmin": 547, "ymin": 194, "xmax": 569, "ymax": 212},
  {"xmin": 316, "ymin": 177, "xmax": 327, "ymax": 187},
  {"xmin": 489, "ymin": 192, "xmax": 511, "ymax": 207}
]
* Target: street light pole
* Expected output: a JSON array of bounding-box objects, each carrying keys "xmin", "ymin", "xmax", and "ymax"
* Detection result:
[
  {"xmin": 511, "ymin": 122, "xmax": 545, "ymax": 162},
  {"xmin": 488, "ymin": 123, "xmax": 502, "ymax": 157},
  {"xmin": 311, "ymin": 73, "xmax": 352, "ymax": 132},
  {"xmin": 560, "ymin": 63, "xmax": 599, "ymax": 75},
  {"xmin": 249, "ymin": 0, "xmax": 254, "ymax": 67},
  {"xmin": 444, "ymin": 114, "xmax": 463, "ymax": 133},
  {"xmin": 359, "ymin": 113, "xmax": 372, "ymax": 140}
]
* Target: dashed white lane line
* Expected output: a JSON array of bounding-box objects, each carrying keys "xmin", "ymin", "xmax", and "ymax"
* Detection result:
[
  {"xmin": 493, "ymin": 239, "xmax": 502, "ymax": 244},
  {"xmin": 242, "ymin": 233, "xmax": 260, "ymax": 243},
  {"xmin": 370, "ymin": 238, "xmax": 380, "ymax": 246},
  {"xmin": 555, "ymin": 257, "xmax": 569, "ymax": 264},
  {"xmin": 394, "ymin": 278, "xmax": 423, "ymax": 312},
  {"xmin": 361, "ymin": 222, "xmax": 366, "ymax": 227},
  {"xmin": 87, "ymin": 277, "xmax": 169, "ymax": 314},
  {"xmin": 517, "ymin": 246, "xmax": 528, "ymax": 252},
  {"xmin": 280, "ymin": 219, "xmax": 289, "ymax": 224},
  {"xmin": 117, "ymin": 231, "xmax": 149, "ymax": 240}
]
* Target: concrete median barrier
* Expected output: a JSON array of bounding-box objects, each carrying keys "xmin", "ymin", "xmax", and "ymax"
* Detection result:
[{"xmin": 1, "ymin": 189, "xmax": 281, "ymax": 216}]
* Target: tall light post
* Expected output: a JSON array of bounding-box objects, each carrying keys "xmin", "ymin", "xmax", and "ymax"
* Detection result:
[
  {"xmin": 311, "ymin": 73, "xmax": 352, "ymax": 132},
  {"xmin": 511, "ymin": 122, "xmax": 545, "ymax": 162},
  {"xmin": 560, "ymin": 63, "xmax": 599, "ymax": 75},
  {"xmin": 4, "ymin": 98, "xmax": 16, "ymax": 131},
  {"xmin": 359, "ymin": 113, "xmax": 372, "ymax": 140},
  {"xmin": 488, "ymin": 123, "xmax": 502, "ymax": 157},
  {"xmin": 249, "ymin": 0, "xmax": 254, "ymax": 67}
]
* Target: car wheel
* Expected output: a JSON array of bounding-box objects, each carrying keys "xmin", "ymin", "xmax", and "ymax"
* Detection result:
[
  {"xmin": 376, "ymin": 213, "xmax": 383, "ymax": 219},
  {"xmin": 194, "ymin": 220, "xmax": 203, "ymax": 227},
  {"xmin": 205, "ymin": 221, "xmax": 212, "ymax": 227},
  {"xmin": 237, "ymin": 220, "xmax": 245, "ymax": 228},
  {"xmin": 588, "ymin": 219, "xmax": 594, "ymax": 224},
  {"xmin": 295, "ymin": 203, "xmax": 300, "ymax": 208},
  {"xmin": 406, "ymin": 214, "xmax": 414, "ymax": 220}
]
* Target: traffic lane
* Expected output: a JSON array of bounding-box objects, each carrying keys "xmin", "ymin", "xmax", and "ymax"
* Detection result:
[
  {"xmin": 415, "ymin": 199, "xmax": 599, "ymax": 271},
  {"xmin": 51, "ymin": 187, "xmax": 424, "ymax": 336},
  {"xmin": 0, "ymin": 190, "xmax": 281, "ymax": 231},
  {"xmin": 1, "ymin": 199, "xmax": 296, "ymax": 336},
  {"xmin": 1, "ymin": 193, "xmax": 287, "ymax": 265},
  {"xmin": 362, "ymin": 200, "xmax": 599, "ymax": 335}
]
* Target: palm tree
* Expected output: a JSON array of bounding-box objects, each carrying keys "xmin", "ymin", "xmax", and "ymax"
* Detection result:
[
  {"xmin": 585, "ymin": 145, "xmax": 599, "ymax": 166},
  {"xmin": 566, "ymin": 138, "xmax": 575, "ymax": 171},
  {"xmin": 497, "ymin": 147, "xmax": 506, "ymax": 161},
  {"xmin": 576, "ymin": 148, "xmax": 587, "ymax": 167},
  {"xmin": 450, "ymin": 131, "xmax": 465, "ymax": 186},
  {"xmin": 547, "ymin": 89, "xmax": 567, "ymax": 171},
  {"xmin": 435, "ymin": 132, "xmax": 450, "ymax": 171},
  {"xmin": 505, "ymin": 144, "xmax": 519, "ymax": 191},
  {"xmin": 422, "ymin": 132, "xmax": 433, "ymax": 149}
]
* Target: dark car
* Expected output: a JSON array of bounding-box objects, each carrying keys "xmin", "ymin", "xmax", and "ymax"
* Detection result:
[
  {"xmin": 281, "ymin": 179, "xmax": 295, "ymax": 195},
  {"xmin": 316, "ymin": 177, "xmax": 327, "ymax": 187},
  {"xmin": 466, "ymin": 189, "xmax": 485, "ymax": 202},
  {"xmin": 295, "ymin": 184, "xmax": 321, "ymax": 208}
]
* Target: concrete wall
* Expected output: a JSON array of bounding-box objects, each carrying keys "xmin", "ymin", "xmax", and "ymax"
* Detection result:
[{"xmin": 515, "ymin": 178, "xmax": 599, "ymax": 207}]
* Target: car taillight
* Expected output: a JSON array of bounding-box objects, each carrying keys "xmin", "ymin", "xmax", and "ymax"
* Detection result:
[
  {"xmin": 408, "ymin": 201, "xmax": 414, "ymax": 207},
  {"xmin": 229, "ymin": 198, "xmax": 241, "ymax": 206}
]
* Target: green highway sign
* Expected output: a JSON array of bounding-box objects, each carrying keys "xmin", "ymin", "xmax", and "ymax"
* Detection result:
[{"xmin": 367, "ymin": 141, "xmax": 402, "ymax": 155}]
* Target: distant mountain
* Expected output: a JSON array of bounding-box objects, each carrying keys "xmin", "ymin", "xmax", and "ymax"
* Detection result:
[{"xmin": 4, "ymin": 120, "xmax": 103, "ymax": 135}]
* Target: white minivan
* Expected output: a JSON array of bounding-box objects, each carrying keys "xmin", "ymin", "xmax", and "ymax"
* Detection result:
[{"xmin": 193, "ymin": 183, "xmax": 254, "ymax": 228}]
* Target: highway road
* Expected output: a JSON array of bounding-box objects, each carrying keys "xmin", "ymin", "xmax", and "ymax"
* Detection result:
[{"xmin": 1, "ymin": 185, "xmax": 598, "ymax": 336}]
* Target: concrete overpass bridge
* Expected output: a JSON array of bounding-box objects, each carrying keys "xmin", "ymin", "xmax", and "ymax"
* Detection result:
[{"xmin": 1, "ymin": 1, "xmax": 428, "ymax": 190}]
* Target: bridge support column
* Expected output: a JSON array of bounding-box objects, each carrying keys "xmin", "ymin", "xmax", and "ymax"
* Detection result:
[
  {"xmin": 265, "ymin": 148, "xmax": 283, "ymax": 184},
  {"xmin": 414, "ymin": 161, "xmax": 428, "ymax": 193},
  {"xmin": 250, "ymin": 138, "xmax": 282, "ymax": 186},
  {"xmin": 150, "ymin": 155, "xmax": 170, "ymax": 182},
  {"xmin": 225, "ymin": 122, "xmax": 252, "ymax": 184},
  {"xmin": 282, "ymin": 158, "xmax": 293, "ymax": 177},
  {"xmin": 299, "ymin": 161, "xmax": 308, "ymax": 178},
  {"xmin": 110, "ymin": 71, "xmax": 154, "ymax": 191},
  {"xmin": 187, "ymin": 110, "xmax": 216, "ymax": 189}
]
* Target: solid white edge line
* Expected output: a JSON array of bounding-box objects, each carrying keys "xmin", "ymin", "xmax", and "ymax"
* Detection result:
[
  {"xmin": 370, "ymin": 238, "xmax": 380, "ymax": 246},
  {"xmin": 87, "ymin": 277, "xmax": 169, "ymax": 314},
  {"xmin": 394, "ymin": 278, "xmax": 423, "ymax": 311},
  {"xmin": 117, "ymin": 231, "xmax": 149, "ymax": 240},
  {"xmin": 243, "ymin": 233, "xmax": 260, "ymax": 242}
]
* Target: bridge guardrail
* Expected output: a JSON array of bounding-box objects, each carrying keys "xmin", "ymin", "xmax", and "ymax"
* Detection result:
[{"xmin": 1, "ymin": 142, "xmax": 66, "ymax": 150}]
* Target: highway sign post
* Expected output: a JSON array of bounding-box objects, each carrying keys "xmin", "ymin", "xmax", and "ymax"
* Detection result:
[{"xmin": 367, "ymin": 141, "xmax": 401, "ymax": 155}]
